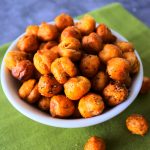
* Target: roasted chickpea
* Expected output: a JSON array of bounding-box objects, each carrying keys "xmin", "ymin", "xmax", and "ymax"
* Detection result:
[
  {"xmin": 38, "ymin": 75, "xmax": 62, "ymax": 97},
  {"xmin": 76, "ymin": 15, "xmax": 96, "ymax": 35},
  {"xmin": 4, "ymin": 50, "xmax": 29, "ymax": 70},
  {"xmin": 84, "ymin": 136, "xmax": 106, "ymax": 150},
  {"xmin": 50, "ymin": 95, "xmax": 75, "ymax": 118},
  {"xmin": 92, "ymin": 71, "xmax": 108, "ymax": 92},
  {"xmin": 19, "ymin": 79, "xmax": 40, "ymax": 103},
  {"xmin": 107, "ymin": 57, "xmax": 130, "ymax": 82},
  {"xmin": 33, "ymin": 49, "xmax": 58, "ymax": 74},
  {"xmin": 11, "ymin": 60, "xmax": 34, "ymax": 82},
  {"xmin": 17, "ymin": 35, "xmax": 39, "ymax": 53},
  {"xmin": 61, "ymin": 26, "xmax": 81, "ymax": 41},
  {"xmin": 82, "ymin": 32, "xmax": 103, "ymax": 54},
  {"xmin": 123, "ymin": 51, "xmax": 139, "ymax": 74},
  {"xmin": 126, "ymin": 114, "xmax": 149, "ymax": 136},
  {"xmin": 80, "ymin": 54, "xmax": 100, "ymax": 78},
  {"xmin": 79, "ymin": 93, "xmax": 105, "ymax": 118},
  {"xmin": 96, "ymin": 24, "xmax": 116, "ymax": 43},
  {"xmin": 26, "ymin": 25, "xmax": 39, "ymax": 36},
  {"xmin": 103, "ymin": 82, "xmax": 128, "ymax": 106},
  {"xmin": 38, "ymin": 22, "xmax": 58, "ymax": 41},
  {"xmin": 64, "ymin": 76, "xmax": 91, "ymax": 100},
  {"xmin": 99, "ymin": 44, "xmax": 122, "ymax": 63},
  {"xmin": 39, "ymin": 41, "xmax": 58, "ymax": 50},
  {"xmin": 115, "ymin": 41, "xmax": 134, "ymax": 52},
  {"xmin": 51, "ymin": 57, "xmax": 77, "ymax": 84},
  {"xmin": 55, "ymin": 13, "xmax": 74, "ymax": 31},
  {"xmin": 58, "ymin": 37, "xmax": 82, "ymax": 61},
  {"xmin": 140, "ymin": 77, "xmax": 150, "ymax": 94},
  {"xmin": 38, "ymin": 97, "xmax": 50, "ymax": 111}
]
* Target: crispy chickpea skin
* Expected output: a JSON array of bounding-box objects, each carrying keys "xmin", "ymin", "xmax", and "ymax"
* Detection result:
[
  {"xmin": 39, "ymin": 41, "xmax": 58, "ymax": 50},
  {"xmin": 92, "ymin": 71, "xmax": 108, "ymax": 92},
  {"xmin": 107, "ymin": 57, "xmax": 130, "ymax": 82},
  {"xmin": 103, "ymin": 82, "xmax": 128, "ymax": 106},
  {"xmin": 140, "ymin": 77, "xmax": 150, "ymax": 94},
  {"xmin": 78, "ymin": 93, "xmax": 105, "ymax": 118},
  {"xmin": 64, "ymin": 76, "xmax": 91, "ymax": 100},
  {"xmin": 33, "ymin": 49, "xmax": 58, "ymax": 74},
  {"xmin": 76, "ymin": 15, "xmax": 96, "ymax": 35},
  {"xmin": 38, "ymin": 75, "xmax": 62, "ymax": 97},
  {"xmin": 96, "ymin": 24, "xmax": 116, "ymax": 43},
  {"xmin": 61, "ymin": 26, "xmax": 81, "ymax": 41},
  {"xmin": 19, "ymin": 79, "xmax": 40, "ymax": 103},
  {"xmin": 99, "ymin": 44, "xmax": 122, "ymax": 63},
  {"xmin": 126, "ymin": 114, "xmax": 149, "ymax": 136},
  {"xmin": 50, "ymin": 95, "xmax": 75, "ymax": 118},
  {"xmin": 17, "ymin": 35, "xmax": 39, "ymax": 53},
  {"xmin": 115, "ymin": 41, "xmax": 134, "ymax": 52},
  {"xmin": 55, "ymin": 13, "xmax": 74, "ymax": 31},
  {"xmin": 123, "ymin": 51, "xmax": 139, "ymax": 74},
  {"xmin": 84, "ymin": 136, "xmax": 106, "ymax": 150},
  {"xmin": 38, "ymin": 22, "xmax": 59, "ymax": 41},
  {"xmin": 58, "ymin": 37, "xmax": 82, "ymax": 61},
  {"xmin": 80, "ymin": 54, "xmax": 100, "ymax": 78},
  {"xmin": 82, "ymin": 32, "xmax": 103, "ymax": 54},
  {"xmin": 11, "ymin": 60, "xmax": 34, "ymax": 82},
  {"xmin": 51, "ymin": 57, "xmax": 77, "ymax": 84},
  {"xmin": 26, "ymin": 25, "xmax": 39, "ymax": 36},
  {"xmin": 38, "ymin": 97, "xmax": 50, "ymax": 111},
  {"xmin": 4, "ymin": 50, "xmax": 29, "ymax": 70}
]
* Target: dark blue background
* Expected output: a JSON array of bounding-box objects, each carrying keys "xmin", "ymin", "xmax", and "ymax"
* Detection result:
[{"xmin": 0, "ymin": 0, "xmax": 149, "ymax": 45}]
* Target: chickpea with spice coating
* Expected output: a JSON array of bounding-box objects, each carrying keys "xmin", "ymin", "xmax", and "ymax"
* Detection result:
[
  {"xmin": 84, "ymin": 136, "xmax": 106, "ymax": 150},
  {"xmin": 26, "ymin": 25, "xmax": 39, "ymax": 36},
  {"xmin": 103, "ymin": 82, "xmax": 128, "ymax": 106},
  {"xmin": 78, "ymin": 93, "xmax": 105, "ymax": 118},
  {"xmin": 58, "ymin": 37, "xmax": 82, "ymax": 61},
  {"xmin": 51, "ymin": 57, "xmax": 77, "ymax": 84},
  {"xmin": 38, "ymin": 75, "xmax": 62, "ymax": 97},
  {"xmin": 39, "ymin": 41, "xmax": 58, "ymax": 50},
  {"xmin": 19, "ymin": 79, "xmax": 40, "ymax": 103},
  {"xmin": 38, "ymin": 97, "xmax": 50, "ymax": 111},
  {"xmin": 80, "ymin": 54, "xmax": 100, "ymax": 78},
  {"xmin": 82, "ymin": 32, "xmax": 103, "ymax": 54},
  {"xmin": 50, "ymin": 95, "xmax": 75, "ymax": 118},
  {"xmin": 4, "ymin": 50, "xmax": 29, "ymax": 70},
  {"xmin": 33, "ymin": 49, "xmax": 58, "ymax": 75},
  {"xmin": 17, "ymin": 35, "xmax": 39, "ymax": 53},
  {"xmin": 76, "ymin": 15, "xmax": 96, "ymax": 35},
  {"xmin": 123, "ymin": 51, "xmax": 139, "ymax": 74},
  {"xmin": 38, "ymin": 22, "xmax": 59, "ymax": 41},
  {"xmin": 99, "ymin": 44, "xmax": 122, "ymax": 63},
  {"xmin": 64, "ymin": 76, "xmax": 91, "ymax": 100},
  {"xmin": 11, "ymin": 60, "xmax": 34, "ymax": 82},
  {"xmin": 107, "ymin": 57, "xmax": 130, "ymax": 82},
  {"xmin": 92, "ymin": 71, "xmax": 108, "ymax": 92},
  {"xmin": 126, "ymin": 114, "xmax": 149, "ymax": 136},
  {"xmin": 61, "ymin": 26, "xmax": 81, "ymax": 41},
  {"xmin": 55, "ymin": 13, "xmax": 74, "ymax": 31},
  {"xmin": 115, "ymin": 41, "xmax": 134, "ymax": 52},
  {"xmin": 96, "ymin": 24, "xmax": 116, "ymax": 43}
]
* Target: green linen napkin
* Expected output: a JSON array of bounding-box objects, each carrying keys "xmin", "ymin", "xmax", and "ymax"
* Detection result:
[{"xmin": 0, "ymin": 3, "xmax": 150, "ymax": 150}]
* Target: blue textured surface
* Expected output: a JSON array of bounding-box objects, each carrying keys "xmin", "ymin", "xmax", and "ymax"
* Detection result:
[{"xmin": 0, "ymin": 0, "xmax": 149, "ymax": 45}]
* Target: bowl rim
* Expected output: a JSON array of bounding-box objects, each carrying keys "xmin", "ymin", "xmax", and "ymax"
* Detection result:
[{"xmin": 0, "ymin": 20, "xmax": 143, "ymax": 128}]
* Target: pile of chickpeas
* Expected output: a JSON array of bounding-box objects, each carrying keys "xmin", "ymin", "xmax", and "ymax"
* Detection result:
[{"xmin": 5, "ymin": 13, "xmax": 140, "ymax": 119}]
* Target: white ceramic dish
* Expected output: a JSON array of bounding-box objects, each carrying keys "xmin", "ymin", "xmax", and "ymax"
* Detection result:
[{"xmin": 1, "ymin": 21, "xmax": 143, "ymax": 128}]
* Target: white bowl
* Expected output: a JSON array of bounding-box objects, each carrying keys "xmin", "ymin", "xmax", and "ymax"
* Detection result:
[{"xmin": 1, "ymin": 21, "xmax": 143, "ymax": 128}]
